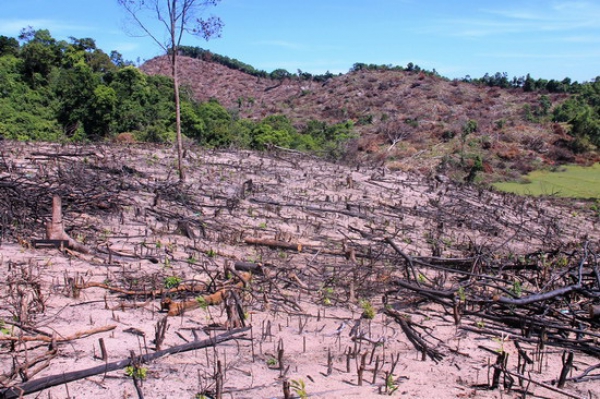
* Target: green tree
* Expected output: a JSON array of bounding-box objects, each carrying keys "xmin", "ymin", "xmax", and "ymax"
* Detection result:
[
  {"xmin": 18, "ymin": 28, "xmax": 64, "ymax": 86},
  {"xmin": 0, "ymin": 36, "xmax": 19, "ymax": 57},
  {"xmin": 251, "ymin": 123, "xmax": 292, "ymax": 149},
  {"xmin": 195, "ymin": 99, "xmax": 231, "ymax": 146},
  {"xmin": 54, "ymin": 60, "xmax": 99, "ymax": 137},
  {"xmin": 84, "ymin": 85, "xmax": 117, "ymax": 138},
  {"xmin": 568, "ymin": 106, "xmax": 600, "ymax": 151}
]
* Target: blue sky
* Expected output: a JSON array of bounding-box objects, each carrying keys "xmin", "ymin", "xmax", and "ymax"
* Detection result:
[{"xmin": 1, "ymin": 0, "xmax": 600, "ymax": 82}]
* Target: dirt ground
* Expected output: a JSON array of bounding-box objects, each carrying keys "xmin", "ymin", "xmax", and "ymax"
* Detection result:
[{"xmin": 0, "ymin": 142, "xmax": 598, "ymax": 399}]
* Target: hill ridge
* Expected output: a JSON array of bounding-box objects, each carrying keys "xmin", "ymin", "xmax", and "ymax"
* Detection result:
[{"xmin": 142, "ymin": 55, "xmax": 572, "ymax": 179}]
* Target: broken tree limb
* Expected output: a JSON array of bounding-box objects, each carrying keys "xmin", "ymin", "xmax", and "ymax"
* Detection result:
[
  {"xmin": 244, "ymin": 237, "xmax": 304, "ymax": 252},
  {"xmin": 384, "ymin": 308, "xmax": 444, "ymax": 363},
  {"xmin": 74, "ymin": 280, "xmax": 209, "ymax": 297},
  {"xmin": 46, "ymin": 195, "xmax": 90, "ymax": 254},
  {"xmin": 0, "ymin": 325, "xmax": 116, "ymax": 343},
  {"xmin": 494, "ymin": 284, "xmax": 582, "ymax": 306},
  {"xmin": 0, "ymin": 327, "xmax": 251, "ymax": 399},
  {"xmin": 487, "ymin": 366, "xmax": 585, "ymax": 399},
  {"xmin": 385, "ymin": 237, "xmax": 418, "ymax": 281},
  {"xmin": 161, "ymin": 272, "xmax": 251, "ymax": 316}
]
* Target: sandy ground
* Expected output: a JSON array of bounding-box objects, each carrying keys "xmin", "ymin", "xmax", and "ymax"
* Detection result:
[{"xmin": 0, "ymin": 142, "xmax": 598, "ymax": 399}]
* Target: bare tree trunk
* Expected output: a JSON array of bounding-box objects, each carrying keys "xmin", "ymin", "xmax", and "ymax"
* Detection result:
[{"xmin": 171, "ymin": 0, "xmax": 185, "ymax": 182}]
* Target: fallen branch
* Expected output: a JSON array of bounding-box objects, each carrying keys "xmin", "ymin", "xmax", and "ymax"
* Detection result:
[
  {"xmin": 75, "ymin": 280, "xmax": 208, "ymax": 297},
  {"xmin": 0, "ymin": 325, "xmax": 116, "ymax": 343},
  {"xmin": 161, "ymin": 272, "xmax": 251, "ymax": 316},
  {"xmin": 384, "ymin": 308, "xmax": 444, "ymax": 362},
  {"xmin": 244, "ymin": 237, "xmax": 304, "ymax": 252},
  {"xmin": 0, "ymin": 327, "xmax": 250, "ymax": 399},
  {"xmin": 487, "ymin": 366, "xmax": 585, "ymax": 399}
]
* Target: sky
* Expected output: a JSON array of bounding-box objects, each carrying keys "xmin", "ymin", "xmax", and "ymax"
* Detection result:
[{"xmin": 1, "ymin": 0, "xmax": 600, "ymax": 82}]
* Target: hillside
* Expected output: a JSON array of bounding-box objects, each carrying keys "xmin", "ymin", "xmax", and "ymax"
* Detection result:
[{"xmin": 141, "ymin": 56, "xmax": 586, "ymax": 181}]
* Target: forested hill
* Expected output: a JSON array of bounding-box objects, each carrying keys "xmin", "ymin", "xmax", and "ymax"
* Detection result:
[{"xmin": 1, "ymin": 29, "xmax": 599, "ymax": 183}]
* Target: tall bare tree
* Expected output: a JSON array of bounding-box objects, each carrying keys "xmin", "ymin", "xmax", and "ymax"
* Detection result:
[{"xmin": 117, "ymin": 0, "xmax": 223, "ymax": 181}]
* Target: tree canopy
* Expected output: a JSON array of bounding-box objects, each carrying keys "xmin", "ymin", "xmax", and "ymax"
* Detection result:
[{"xmin": 0, "ymin": 30, "xmax": 356, "ymax": 160}]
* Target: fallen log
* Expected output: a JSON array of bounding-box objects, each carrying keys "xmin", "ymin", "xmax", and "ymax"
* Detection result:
[
  {"xmin": 0, "ymin": 327, "xmax": 250, "ymax": 399},
  {"xmin": 161, "ymin": 272, "xmax": 251, "ymax": 316},
  {"xmin": 244, "ymin": 237, "xmax": 304, "ymax": 252}
]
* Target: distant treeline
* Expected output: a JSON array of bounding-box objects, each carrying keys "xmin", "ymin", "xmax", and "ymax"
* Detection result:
[
  {"xmin": 1, "ymin": 30, "xmax": 599, "ymax": 154},
  {"xmin": 0, "ymin": 29, "xmax": 355, "ymax": 158},
  {"xmin": 179, "ymin": 45, "xmax": 590, "ymax": 96},
  {"xmin": 178, "ymin": 45, "xmax": 337, "ymax": 82},
  {"xmin": 466, "ymin": 72, "xmax": 583, "ymax": 93}
]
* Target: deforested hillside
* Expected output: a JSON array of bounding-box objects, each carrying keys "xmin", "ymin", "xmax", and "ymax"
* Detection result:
[
  {"xmin": 0, "ymin": 141, "xmax": 599, "ymax": 398},
  {"xmin": 142, "ymin": 55, "xmax": 592, "ymax": 182}
]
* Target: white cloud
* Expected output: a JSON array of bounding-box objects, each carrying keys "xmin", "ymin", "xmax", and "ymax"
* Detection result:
[{"xmin": 0, "ymin": 18, "xmax": 93, "ymax": 36}]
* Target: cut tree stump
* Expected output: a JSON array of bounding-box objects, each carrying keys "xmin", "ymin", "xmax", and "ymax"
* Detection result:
[{"xmin": 45, "ymin": 195, "xmax": 89, "ymax": 253}]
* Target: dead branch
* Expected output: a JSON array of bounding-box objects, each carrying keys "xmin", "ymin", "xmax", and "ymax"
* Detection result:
[
  {"xmin": 0, "ymin": 325, "xmax": 116, "ymax": 343},
  {"xmin": 384, "ymin": 308, "xmax": 444, "ymax": 362},
  {"xmin": 161, "ymin": 272, "xmax": 251, "ymax": 316},
  {"xmin": 0, "ymin": 327, "xmax": 250, "ymax": 399},
  {"xmin": 244, "ymin": 237, "xmax": 304, "ymax": 252},
  {"xmin": 75, "ymin": 280, "xmax": 208, "ymax": 297}
]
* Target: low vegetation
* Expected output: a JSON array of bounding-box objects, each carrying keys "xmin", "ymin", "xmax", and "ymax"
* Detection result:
[{"xmin": 493, "ymin": 163, "xmax": 600, "ymax": 198}]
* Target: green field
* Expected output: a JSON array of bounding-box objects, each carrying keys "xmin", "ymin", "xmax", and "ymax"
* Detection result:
[{"xmin": 493, "ymin": 163, "xmax": 600, "ymax": 199}]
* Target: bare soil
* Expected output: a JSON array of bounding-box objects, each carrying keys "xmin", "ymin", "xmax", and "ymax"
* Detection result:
[{"xmin": 0, "ymin": 141, "xmax": 598, "ymax": 399}]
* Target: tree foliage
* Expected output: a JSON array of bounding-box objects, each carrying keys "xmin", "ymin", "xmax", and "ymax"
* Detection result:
[
  {"xmin": 0, "ymin": 29, "xmax": 356, "ymax": 160},
  {"xmin": 553, "ymin": 78, "xmax": 600, "ymax": 152}
]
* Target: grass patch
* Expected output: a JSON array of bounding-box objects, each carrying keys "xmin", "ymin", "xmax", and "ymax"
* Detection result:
[{"xmin": 493, "ymin": 163, "xmax": 600, "ymax": 198}]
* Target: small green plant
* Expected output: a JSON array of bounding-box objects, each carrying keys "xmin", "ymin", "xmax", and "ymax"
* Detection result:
[
  {"xmin": 457, "ymin": 286, "xmax": 467, "ymax": 302},
  {"xmin": 101, "ymin": 228, "xmax": 112, "ymax": 241},
  {"xmin": 360, "ymin": 299, "xmax": 376, "ymax": 319},
  {"xmin": 206, "ymin": 249, "xmax": 217, "ymax": 258},
  {"xmin": 0, "ymin": 320, "xmax": 11, "ymax": 335},
  {"xmin": 195, "ymin": 296, "xmax": 209, "ymax": 310},
  {"xmin": 125, "ymin": 365, "xmax": 147, "ymax": 380},
  {"xmin": 321, "ymin": 287, "xmax": 335, "ymax": 306},
  {"xmin": 290, "ymin": 378, "xmax": 308, "ymax": 399},
  {"xmin": 555, "ymin": 256, "xmax": 568, "ymax": 268},
  {"xmin": 476, "ymin": 320, "xmax": 485, "ymax": 328},
  {"xmin": 511, "ymin": 280, "xmax": 522, "ymax": 298},
  {"xmin": 385, "ymin": 373, "xmax": 399, "ymax": 395},
  {"xmin": 492, "ymin": 333, "xmax": 509, "ymax": 354},
  {"xmin": 266, "ymin": 357, "xmax": 277, "ymax": 367},
  {"xmin": 164, "ymin": 276, "xmax": 182, "ymax": 289},
  {"xmin": 258, "ymin": 221, "xmax": 267, "ymax": 229}
]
